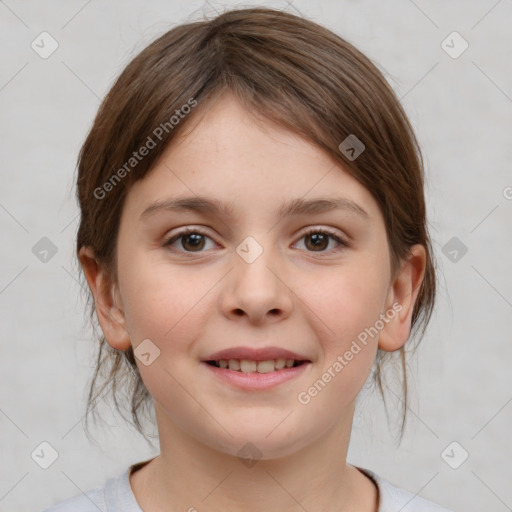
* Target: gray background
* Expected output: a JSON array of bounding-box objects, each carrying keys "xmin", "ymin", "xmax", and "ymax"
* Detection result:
[{"xmin": 1, "ymin": 1, "xmax": 511, "ymax": 511}]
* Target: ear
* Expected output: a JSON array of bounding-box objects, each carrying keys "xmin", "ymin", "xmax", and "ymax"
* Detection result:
[
  {"xmin": 78, "ymin": 246, "xmax": 132, "ymax": 351},
  {"xmin": 378, "ymin": 244, "xmax": 427, "ymax": 352}
]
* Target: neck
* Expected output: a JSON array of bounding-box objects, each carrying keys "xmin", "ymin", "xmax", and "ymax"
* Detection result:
[{"xmin": 130, "ymin": 404, "xmax": 378, "ymax": 512}]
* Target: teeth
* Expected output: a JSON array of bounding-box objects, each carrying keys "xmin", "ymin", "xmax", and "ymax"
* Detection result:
[
  {"xmin": 213, "ymin": 358, "xmax": 303, "ymax": 373},
  {"xmin": 275, "ymin": 358, "xmax": 286, "ymax": 370},
  {"xmin": 256, "ymin": 360, "xmax": 275, "ymax": 373},
  {"xmin": 228, "ymin": 359, "xmax": 240, "ymax": 371},
  {"xmin": 240, "ymin": 360, "xmax": 257, "ymax": 373}
]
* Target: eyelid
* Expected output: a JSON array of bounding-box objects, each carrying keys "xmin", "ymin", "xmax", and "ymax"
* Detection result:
[{"xmin": 299, "ymin": 225, "xmax": 348, "ymax": 241}]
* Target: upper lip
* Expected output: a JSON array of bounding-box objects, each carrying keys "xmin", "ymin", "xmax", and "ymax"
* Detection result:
[{"xmin": 203, "ymin": 346, "xmax": 311, "ymax": 362}]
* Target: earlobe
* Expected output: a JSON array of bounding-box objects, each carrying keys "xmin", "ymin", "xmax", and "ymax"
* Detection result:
[
  {"xmin": 378, "ymin": 244, "xmax": 427, "ymax": 352},
  {"xmin": 78, "ymin": 246, "xmax": 132, "ymax": 351}
]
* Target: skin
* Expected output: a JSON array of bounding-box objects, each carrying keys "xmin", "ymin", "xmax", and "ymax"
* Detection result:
[{"xmin": 79, "ymin": 92, "xmax": 426, "ymax": 512}]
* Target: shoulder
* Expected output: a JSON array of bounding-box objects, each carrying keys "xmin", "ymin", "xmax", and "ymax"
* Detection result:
[
  {"xmin": 40, "ymin": 466, "xmax": 142, "ymax": 512},
  {"xmin": 40, "ymin": 484, "xmax": 106, "ymax": 512},
  {"xmin": 357, "ymin": 467, "xmax": 454, "ymax": 512}
]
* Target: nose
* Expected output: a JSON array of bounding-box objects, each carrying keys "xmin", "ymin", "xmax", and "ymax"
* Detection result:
[{"xmin": 220, "ymin": 238, "xmax": 293, "ymax": 325}]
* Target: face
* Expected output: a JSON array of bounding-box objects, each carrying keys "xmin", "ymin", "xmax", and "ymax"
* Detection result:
[{"xmin": 102, "ymin": 93, "xmax": 413, "ymax": 460}]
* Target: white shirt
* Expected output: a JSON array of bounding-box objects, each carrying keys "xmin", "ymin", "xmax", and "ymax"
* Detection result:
[{"xmin": 41, "ymin": 461, "xmax": 453, "ymax": 512}]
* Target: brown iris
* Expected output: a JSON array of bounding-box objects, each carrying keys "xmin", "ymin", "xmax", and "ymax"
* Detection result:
[{"xmin": 305, "ymin": 232, "xmax": 329, "ymax": 251}]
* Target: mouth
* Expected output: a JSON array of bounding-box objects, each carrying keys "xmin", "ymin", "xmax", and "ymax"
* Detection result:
[
  {"xmin": 202, "ymin": 357, "xmax": 311, "ymax": 390},
  {"xmin": 201, "ymin": 346, "xmax": 312, "ymax": 389},
  {"xmin": 205, "ymin": 358, "xmax": 309, "ymax": 373}
]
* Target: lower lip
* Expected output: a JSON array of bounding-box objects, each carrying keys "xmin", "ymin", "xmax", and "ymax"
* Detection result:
[{"xmin": 202, "ymin": 362, "xmax": 310, "ymax": 390}]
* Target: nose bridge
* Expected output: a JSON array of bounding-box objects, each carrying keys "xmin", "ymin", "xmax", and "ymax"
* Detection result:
[
  {"xmin": 235, "ymin": 233, "xmax": 279, "ymax": 291},
  {"xmin": 224, "ymin": 233, "xmax": 291, "ymax": 320}
]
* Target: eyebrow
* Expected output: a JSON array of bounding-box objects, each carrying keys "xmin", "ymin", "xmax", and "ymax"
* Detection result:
[{"xmin": 139, "ymin": 195, "xmax": 369, "ymax": 222}]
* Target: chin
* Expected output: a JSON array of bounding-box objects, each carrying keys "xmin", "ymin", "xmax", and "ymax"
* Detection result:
[{"xmin": 208, "ymin": 427, "xmax": 312, "ymax": 463}]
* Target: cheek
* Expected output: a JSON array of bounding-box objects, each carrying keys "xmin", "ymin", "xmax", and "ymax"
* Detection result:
[
  {"xmin": 119, "ymin": 262, "xmax": 214, "ymax": 414},
  {"xmin": 293, "ymin": 258, "xmax": 387, "ymax": 409},
  {"xmin": 119, "ymin": 252, "xmax": 213, "ymax": 342},
  {"xmin": 299, "ymin": 260, "xmax": 389, "ymax": 348},
  {"xmin": 295, "ymin": 269, "xmax": 383, "ymax": 417}
]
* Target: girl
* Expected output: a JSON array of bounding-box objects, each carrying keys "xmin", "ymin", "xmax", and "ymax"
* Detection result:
[{"xmin": 43, "ymin": 6, "xmax": 452, "ymax": 511}]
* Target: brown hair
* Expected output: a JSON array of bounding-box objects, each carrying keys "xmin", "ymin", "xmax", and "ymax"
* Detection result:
[{"xmin": 76, "ymin": 6, "xmax": 437, "ymax": 443}]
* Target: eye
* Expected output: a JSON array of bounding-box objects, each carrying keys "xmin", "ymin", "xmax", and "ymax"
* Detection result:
[
  {"xmin": 163, "ymin": 227, "xmax": 349, "ymax": 255},
  {"xmin": 163, "ymin": 228, "xmax": 216, "ymax": 253},
  {"xmin": 294, "ymin": 228, "xmax": 349, "ymax": 253}
]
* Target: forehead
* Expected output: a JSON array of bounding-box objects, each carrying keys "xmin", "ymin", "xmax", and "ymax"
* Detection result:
[{"xmin": 122, "ymin": 93, "xmax": 381, "ymax": 225}]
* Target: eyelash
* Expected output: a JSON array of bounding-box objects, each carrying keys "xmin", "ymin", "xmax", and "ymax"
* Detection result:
[{"xmin": 163, "ymin": 227, "xmax": 349, "ymax": 256}]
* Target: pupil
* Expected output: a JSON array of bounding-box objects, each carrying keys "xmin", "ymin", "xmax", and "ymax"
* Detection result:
[
  {"xmin": 183, "ymin": 233, "xmax": 204, "ymax": 251},
  {"xmin": 307, "ymin": 233, "xmax": 327, "ymax": 251}
]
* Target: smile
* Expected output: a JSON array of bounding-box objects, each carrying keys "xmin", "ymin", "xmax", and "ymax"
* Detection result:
[
  {"xmin": 206, "ymin": 358, "xmax": 306, "ymax": 373},
  {"xmin": 203, "ymin": 359, "xmax": 311, "ymax": 390}
]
